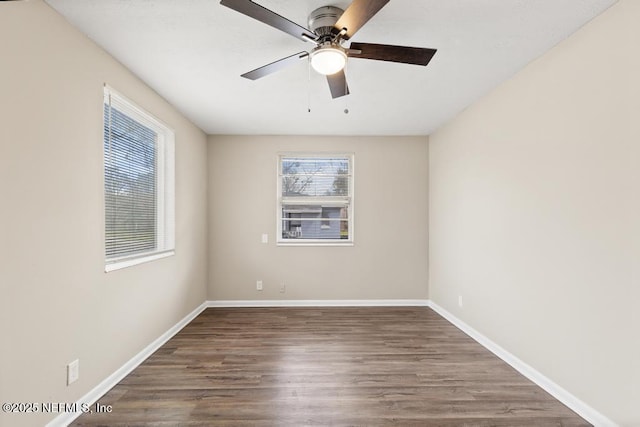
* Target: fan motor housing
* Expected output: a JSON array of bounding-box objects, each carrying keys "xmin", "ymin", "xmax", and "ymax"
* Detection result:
[{"xmin": 308, "ymin": 6, "xmax": 344, "ymax": 37}]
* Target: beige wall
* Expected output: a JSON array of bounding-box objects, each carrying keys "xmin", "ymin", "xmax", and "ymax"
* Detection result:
[
  {"xmin": 208, "ymin": 135, "xmax": 429, "ymax": 301},
  {"xmin": 0, "ymin": 2, "xmax": 208, "ymax": 426},
  {"xmin": 429, "ymin": 0, "xmax": 639, "ymax": 425}
]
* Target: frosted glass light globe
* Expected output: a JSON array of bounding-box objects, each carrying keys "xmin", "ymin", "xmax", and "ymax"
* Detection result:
[{"xmin": 310, "ymin": 47, "xmax": 347, "ymax": 75}]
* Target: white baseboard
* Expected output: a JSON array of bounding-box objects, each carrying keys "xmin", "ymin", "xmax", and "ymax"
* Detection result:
[
  {"xmin": 427, "ymin": 301, "xmax": 617, "ymax": 427},
  {"xmin": 207, "ymin": 299, "xmax": 430, "ymax": 307},
  {"xmin": 46, "ymin": 301, "xmax": 208, "ymax": 427}
]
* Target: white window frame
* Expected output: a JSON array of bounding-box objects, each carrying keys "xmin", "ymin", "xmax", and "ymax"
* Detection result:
[
  {"xmin": 103, "ymin": 85, "xmax": 175, "ymax": 272},
  {"xmin": 277, "ymin": 153, "xmax": 354, "ymax": 246}
]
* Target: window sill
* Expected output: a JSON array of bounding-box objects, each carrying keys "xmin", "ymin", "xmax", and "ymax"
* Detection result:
[
  {"xmin": 277, "ymin": 242, "xmax": 354, "ymax": 247},
  {"xmin": 105, "ymin": 250, "xmax": 175, "ymax": 272}
]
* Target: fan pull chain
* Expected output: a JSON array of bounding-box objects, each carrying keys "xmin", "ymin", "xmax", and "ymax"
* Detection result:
[
  {"xmin": 344, "ymin": 62, "xmax": 349, "ymax": 114},
  {"xmin": 307, "ymin": 56, "xmax": 312, "ymax": 113}
]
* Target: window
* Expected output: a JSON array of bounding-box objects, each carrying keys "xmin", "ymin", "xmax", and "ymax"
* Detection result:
[
  {"xmin": 103, "ymin": 85, "xmax": 175, "ymax": 271},
  {"xmin": 277, "ymin": 154, "xmax": 353, "ymax": 245}
]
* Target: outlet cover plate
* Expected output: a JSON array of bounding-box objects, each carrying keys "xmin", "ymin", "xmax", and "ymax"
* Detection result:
[{"xmin": 67, "ymin": 359, "xmax": 79, "ymax": 385}]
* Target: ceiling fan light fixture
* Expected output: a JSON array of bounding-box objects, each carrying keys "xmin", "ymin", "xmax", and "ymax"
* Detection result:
[{"xmin": 310, "ymin": 45, "xmax": 347, "ymax": 75}]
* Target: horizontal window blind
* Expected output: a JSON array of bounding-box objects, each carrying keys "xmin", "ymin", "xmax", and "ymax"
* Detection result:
[
  {"xmin": 104, "ymin": 101, "xmax": 157, "ymax": 258},
  {"xmin": 281, "ymin": 157, "xmax": 350, "ymax": 197}
]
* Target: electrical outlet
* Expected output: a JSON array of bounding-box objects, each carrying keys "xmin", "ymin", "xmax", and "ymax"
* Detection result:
[
  {"xmin": 256, "ymin": 280, "xmax": 263, "ymax": 291},
  {"xmin": 458, "ymin": 295, "xmax": 463, "ymax": 308},
  {"xmin": 279, "ymin": 283, "xmax": 285, "ymax": 293},
  {"xmin": 67, "ymin": 359, "xmax": 79, "ymax": 385}
]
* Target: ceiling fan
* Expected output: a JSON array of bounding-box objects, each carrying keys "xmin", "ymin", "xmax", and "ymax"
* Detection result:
[{"xmin": 220, "ymin": 0, "xmax": 437, "ymax": 99}]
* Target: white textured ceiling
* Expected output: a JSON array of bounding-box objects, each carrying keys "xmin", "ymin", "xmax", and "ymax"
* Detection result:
[{"xmin": 45, "ymin": 0, "xmax": 616, "ymax": 135}]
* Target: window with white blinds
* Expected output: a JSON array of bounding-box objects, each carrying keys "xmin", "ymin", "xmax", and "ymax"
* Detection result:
[
  {"xmin": 277, "ymin": 154, "xmax": 354, "ymax": 245},
  {"xmin": 103, "ymin": 86, "xmax": 175, "ymax": 271}
]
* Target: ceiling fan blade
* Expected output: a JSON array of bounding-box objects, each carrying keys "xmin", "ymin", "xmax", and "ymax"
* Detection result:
[
  {"xmin": 241, "ymin": 52, "xmax": 308, "ymax": 80},
  {"xmin": 349, "ymin": 42, "xmax": 437, "ymax": 66},
  {"xmin": 326, "ymin": 70, "xmax": 350, "ymax": 99},
  {"xmin": 333, "ymin": 0, "xmax": 390, "ymax": 40},
  {"xmin": 220, "ymin": 0, "xmax": 317, "ymax": 42}
]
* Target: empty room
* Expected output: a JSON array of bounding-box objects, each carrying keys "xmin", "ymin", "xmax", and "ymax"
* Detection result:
[{"xmin": 1, "ymin": 0, "xmax": 637, "ymax": 426}]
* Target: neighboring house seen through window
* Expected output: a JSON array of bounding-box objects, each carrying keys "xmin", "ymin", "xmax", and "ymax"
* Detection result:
[
  {"xmin": 103, "ymin": 85, "xmax": 175, "ymax": 271},
  {"xmin": 278, "ymin": 154, "xmax": 353, "ymax": 245}
]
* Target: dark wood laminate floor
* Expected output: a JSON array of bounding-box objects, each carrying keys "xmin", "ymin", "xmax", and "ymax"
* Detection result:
[{"xmin": 72, "ymin": 307, "xmax": 590, "ymax": 426}]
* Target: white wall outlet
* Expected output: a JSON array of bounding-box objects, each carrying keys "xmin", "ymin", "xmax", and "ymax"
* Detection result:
[
  {"xmin": 279, "ymin": 283, "xmax": 285, "ymax": 293},
  {"xmin": 256, "ymin": 280, "xmax": 263, "ymax": 291},
  {"xmin": 458, "ymin": 295, "xmax": 463, "ymax": 308},
  {"xmin": 261, "ymin": 234, "xmax": 268, "ymax": 244},
  {"xmin": 67, "ymin": 359, "xmax": 79, "ymax": 385}
]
